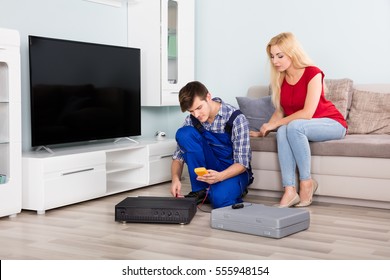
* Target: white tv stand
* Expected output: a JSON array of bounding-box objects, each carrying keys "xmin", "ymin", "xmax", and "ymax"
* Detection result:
[{"xmin": 22, "ymin": 138, "xmax": 176, "ymax": 214}]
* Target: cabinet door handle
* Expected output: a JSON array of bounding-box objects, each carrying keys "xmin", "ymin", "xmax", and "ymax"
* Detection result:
[
  {"xmin": 62, "ymin": 168, "xmax": 94, "ymax": 176},
  {"xmin": 169, "ymin": 92, "xmax": 179, "ymax": 95},
  {"xmin": 160, "ymin": 155, "xmax": 172, "ymax": 159}
]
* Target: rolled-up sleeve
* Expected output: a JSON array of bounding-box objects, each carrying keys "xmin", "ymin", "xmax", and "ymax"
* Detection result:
[
  {"xmin": 172, "ymin": 146, "xmax": 184, "ymax": 162},
  {"xmin": 171, "ymin": 117, "xmax": 192, "ymax": 162},
  {"xmin": 231, "ymin": 114, "xmax": 251, "ymax": 169}
]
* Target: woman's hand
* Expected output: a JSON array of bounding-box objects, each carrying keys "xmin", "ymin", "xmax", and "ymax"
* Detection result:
[
  {"xmin": 249, "ymin": 130, "xmax": 262, "ymax": 137},
  {"xmin": 250, "ymin": 122, "xmax": 276, "ymax": 137},
  {"xmin": 259, "ymin": 122, "xmax": 277, "ymax": 137}
]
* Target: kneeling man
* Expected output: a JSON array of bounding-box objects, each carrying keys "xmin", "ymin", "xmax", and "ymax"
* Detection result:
[{"xmin": 170, "ymin": 81, "xmax": 253, "ymax": 208}]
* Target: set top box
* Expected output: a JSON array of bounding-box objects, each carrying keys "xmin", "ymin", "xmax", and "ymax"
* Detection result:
[{"xmin": 115, "ymin": 196, "xmax": 197, "ymax": 225}]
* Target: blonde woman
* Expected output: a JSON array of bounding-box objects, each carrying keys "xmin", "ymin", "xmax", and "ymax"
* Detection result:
[{"xmin": 250, "ymin": 32, "xmax": 347, "ymax": 207}]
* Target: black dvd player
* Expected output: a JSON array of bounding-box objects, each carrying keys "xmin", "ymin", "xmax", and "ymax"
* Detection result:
[{"xmin": 115, "ymin": 196, "xmax": 197, "ymax": 224}]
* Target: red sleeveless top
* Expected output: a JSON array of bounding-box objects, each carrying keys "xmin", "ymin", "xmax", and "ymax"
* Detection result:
[{"xmin": 280, "ymin": 66, "xmax": 347, "ymax": 128}]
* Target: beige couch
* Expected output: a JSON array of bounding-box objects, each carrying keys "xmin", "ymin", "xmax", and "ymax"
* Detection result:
[{"xmin": 239, "ymin": 80, "xmax": 390, "ymax": 209}]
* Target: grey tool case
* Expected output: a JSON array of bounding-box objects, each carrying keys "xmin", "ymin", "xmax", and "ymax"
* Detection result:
[{"xmin": 211, "ymin": 203, "xmax": 310, "ymax": 238}]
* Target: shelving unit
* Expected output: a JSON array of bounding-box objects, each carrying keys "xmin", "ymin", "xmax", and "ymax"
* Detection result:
[
  {"xmin": 22, "ymin": 139, "xmax": 176, "ymax": 214},
  {"xmin": 105, "ymin": 146, "xmax": 148, "ymax": 194},
  {"xmin": 0, "ymin": 28, "xmax": 22, "ymax": 218},
  {"xmin": 128, "ymin": 0, "xmax": 194, "ymax": 106}
]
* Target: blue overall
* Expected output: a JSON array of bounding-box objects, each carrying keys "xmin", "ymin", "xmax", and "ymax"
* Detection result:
[{"xmin": 175, "ymin": 115, "xmax": 251, "ymax": 208}]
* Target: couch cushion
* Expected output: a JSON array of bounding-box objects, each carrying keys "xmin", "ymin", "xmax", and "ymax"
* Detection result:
[
  {"xmin": 236, "ymin": 96, "xmax": 275, "ymax": 131},
  {"xmin": 250, "ymin": 132, "xmax": 278, "ymax": 152},
  {"xmin": 347, "ymin": 89, "xmax": 390, "ymax": 134},
  {"xmin": 310, "ymin": 134, "xmax": 390, "ymax": 158},
  {"xmin": 324, "ymin": 78, "xmax": 353, "ymax": 118},
  {"xmin": 250, "ymin": 133, "xmax": 390, "ymax": 158}
]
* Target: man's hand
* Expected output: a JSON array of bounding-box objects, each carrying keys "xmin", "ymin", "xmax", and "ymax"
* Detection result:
[
  {"xmin": 195, "ymin": 169, "xmax": 221, "ymax": 185},
  {"xmin": 170, "ymin": 179, "xmax": 182, "ymax": 197}
]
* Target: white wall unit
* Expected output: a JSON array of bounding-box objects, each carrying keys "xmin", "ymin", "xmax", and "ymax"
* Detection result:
[
  {"xmin": 0, "ymin": 28, "xmax": 22, "ymax": 218},
  {"xmin": 22, "ymin": 139, "xmax": 176, "ymax": 214},
  {"xmin": 128, "ymin": 0, "xmax": 195, "ymax": 106},
  {"xmin": 147, "ymin": 140, "xmax": 177, "ymax": 185}
]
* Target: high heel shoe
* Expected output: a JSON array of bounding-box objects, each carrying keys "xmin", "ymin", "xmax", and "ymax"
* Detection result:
[
  {"xmin": 275, "ymin": 193, "xmax": 300, "ymax": 208},
  {"xmin": 295, "ymin": 179, "xmax": 318, "ymax": 207}
]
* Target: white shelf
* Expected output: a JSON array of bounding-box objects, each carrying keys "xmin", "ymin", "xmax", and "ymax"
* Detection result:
[
  {"xmin": 106, "ymin": 180, "xmax": 146, "ymax": 195},
  {"xmin": 106, "ymin": 162, "xmax": 144, "ymax": 174}
]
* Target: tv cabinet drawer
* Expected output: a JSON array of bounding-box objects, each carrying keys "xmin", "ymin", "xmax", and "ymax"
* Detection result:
[
  {"xmin": 41, "ymin": 152, "xmax": 106, "ymax": 174},
  {"xmin": 22, "ymin": 151, "xmax": 106, "ymax": 213},
  {"xmin": 148, "ymin": 156, "xmax": 172, "ymax": 185},
  {"xmin": 44, "ymin": 166, "xmax": 106, "ymax": 210},
  {"xmin": 148, "ymin": 140, "xmax": 176, "ymax": 158}
]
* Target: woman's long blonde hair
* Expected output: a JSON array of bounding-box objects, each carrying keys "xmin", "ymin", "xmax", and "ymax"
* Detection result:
[{"xmin": 266, "ymin": 32, "xmax": 314, "ymax": 111}]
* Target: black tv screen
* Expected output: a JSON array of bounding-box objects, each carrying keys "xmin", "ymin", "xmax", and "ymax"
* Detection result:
[{"xmin": 28, "ymin": 35, "xmax": 141, "ymax": 147}]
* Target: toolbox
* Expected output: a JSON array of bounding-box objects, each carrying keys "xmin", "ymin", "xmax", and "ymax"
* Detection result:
[{"xmin": 211, "ymin": 203, "xmax": 310, "ymax": 238}]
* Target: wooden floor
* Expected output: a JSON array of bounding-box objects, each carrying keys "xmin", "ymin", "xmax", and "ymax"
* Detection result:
[{"xmin": 1, "ymin": 181, "xmax": 390, "ymax": 260}]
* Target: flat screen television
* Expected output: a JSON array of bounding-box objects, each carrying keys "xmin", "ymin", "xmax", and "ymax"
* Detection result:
[{"xmin": 28, "ymin": 35, "xmax": 141, "ymax": 147}]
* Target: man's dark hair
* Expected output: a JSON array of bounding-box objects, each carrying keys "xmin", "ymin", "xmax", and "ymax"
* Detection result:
[{"xmin": 178, "ymin": 81, "xmax": 209, "ymax": 112}]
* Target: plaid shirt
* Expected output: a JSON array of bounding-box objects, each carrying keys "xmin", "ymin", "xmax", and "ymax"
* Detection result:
[{"xmin": 172, "ymin": 97, "xmax": 252, "ymax": 169}]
